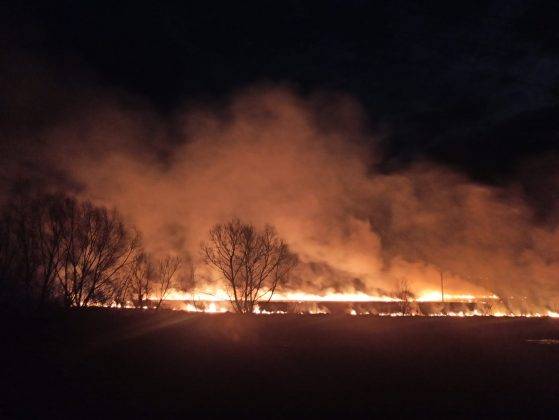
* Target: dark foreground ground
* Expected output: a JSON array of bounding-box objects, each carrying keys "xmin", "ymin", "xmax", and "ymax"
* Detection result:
[{"xmin": 2, "ymin": 310, "xmax": 559, "ymax": 418}]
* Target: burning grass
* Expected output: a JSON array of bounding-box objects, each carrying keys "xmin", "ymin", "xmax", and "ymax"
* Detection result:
[{"xmin": 150, "ymin": 295, "xmax": 559, "ymax": 318}]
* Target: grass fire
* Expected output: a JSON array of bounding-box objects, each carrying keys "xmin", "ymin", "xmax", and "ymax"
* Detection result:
[
  {"xmin": 2, "ymin": 196, "xmax": 557, "ymax": 317},
  {"xmin": 3, "ymin": 1, "xmax": 559, "ymax": 417}
]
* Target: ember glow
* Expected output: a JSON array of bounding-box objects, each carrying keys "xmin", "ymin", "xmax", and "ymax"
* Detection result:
[
  {"xmin": 160, "ymin": 289, "xmax": 498, "ymax": 304},
  {"xmin": 414, "ymin": 291, "xmax": 499, "ymax": 302},
  {"xmin": 166, "ymin": 302, "xmax": 559, "ymax": 318},
  {"xmin": 162, "ymin": 290, "xmax": 398, "ymax": 303},
  {"xmin": 149, "ymin": 287, "xmax": 559, "ymax": 318}
]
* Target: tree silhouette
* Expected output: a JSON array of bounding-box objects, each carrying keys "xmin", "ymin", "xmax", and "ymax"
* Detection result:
[
  {"xmin": 58, "ymin": 200, "xmax": 139, "ymax": 307},
  {"xmin": 154, "ymin": 255, "xmax": 182, "ymax": 309},
  {"xmin": 394, "ymin": 278, "xmax": 415, "ymax": 316},
  {"xmin": 203, "ymin": 219, "xmax": 296, "ymax": 314}
]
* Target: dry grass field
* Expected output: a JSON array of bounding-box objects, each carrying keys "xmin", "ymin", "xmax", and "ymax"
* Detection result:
[{"xmin": 3, "ymin": 310, "xmax": 559, "ymax": 417}]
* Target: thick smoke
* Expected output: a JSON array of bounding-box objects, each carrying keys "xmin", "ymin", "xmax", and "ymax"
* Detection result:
[{"xmin": 4, "ymin": 83, "xmax": 559, "ymax": 310}]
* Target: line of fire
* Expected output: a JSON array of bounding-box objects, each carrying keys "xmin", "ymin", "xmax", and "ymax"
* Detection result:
[{"xmin": 2, "ymin": 195, "xmax": 558, "ymax": 318}]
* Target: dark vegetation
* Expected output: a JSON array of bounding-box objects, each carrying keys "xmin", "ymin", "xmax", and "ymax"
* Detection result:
[
  {"xmin": 203, "ymin": 218, "xmax": 297, "ymax": 313},
  {"xmin": 0, "ymin": 192, "xmax": 168, "ymax": 311},
  {"xmin": 0, "ymin": 192, "xmax": 294, "ymax": 313},
  {"xmin": 3, "ymin": 310, "xmax": 559, "ymax": 417}
]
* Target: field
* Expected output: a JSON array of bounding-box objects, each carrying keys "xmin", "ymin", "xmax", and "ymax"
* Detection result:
[{"xmin": 3, "ymin": 310, "xmax": 559, "ymax": 417}]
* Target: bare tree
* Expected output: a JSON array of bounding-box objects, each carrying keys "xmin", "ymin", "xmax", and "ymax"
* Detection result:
[
  {"xmin": 58, "ymin": 200, "xmax": 139, "ymax": 307},
  {"xmin": 180, "ymin": 255, "xmax": 197, "ymax": 292},
  {"xmin": 32, "ymin": 195, "xmax": 71, "ymax": 308},
  {"xmin": 394, "ymin": 278, "xmax": 415, "ymax": 316},
  {"xmin": 203, "ymin": 218, "xmax": 296, "ymax": 314},
  {"xmin": 110, "ymin": 270, "xmax": 132, "ymax": 308},
  {"xmin": 0, "ymin": 193, "xmax": 140, "ymax": 310},
  {"xmin": 153, "ymin": 255, "xmax": 182, "ymax": 309},
  {"xmin": 477, "ymin": 300, "xmax": 493, "ymax": 316},
  {"xmin": 9, "ymin": 196, "xmax": 40, "ymax": 303},
  {"xmin": 0, "ymin": 194, "xmax": 70, "ymax": 309},
  {"xmin": 128, "ymin": 251, "xmax": 154, "ymax": 309}
]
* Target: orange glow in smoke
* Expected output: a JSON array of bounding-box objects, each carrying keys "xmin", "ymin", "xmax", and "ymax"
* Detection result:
[
  {"xmin": 146, "ymin": 288, "xmax": 559, "ymax": 317},
  {"xmin": 160, "ymin": 288, "xmax": 499, "ymax": 303}
]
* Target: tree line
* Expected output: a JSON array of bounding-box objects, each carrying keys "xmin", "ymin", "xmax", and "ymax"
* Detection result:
[
  {"xmin": 0, "ymin": 193, "xmax": 182, "ymax": 312},
  {"xmin": 0, "ymin": 191, "xmax": 421, "ymax": 315},
  {"xmin": 0, "ymin": 193, "xmax": 297, "ymax": 314}
]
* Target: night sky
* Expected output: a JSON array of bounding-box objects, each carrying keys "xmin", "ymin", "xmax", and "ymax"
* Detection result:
[{"xmin": 2, "ymin": 1, "xmax": 559, "ymax": 205}]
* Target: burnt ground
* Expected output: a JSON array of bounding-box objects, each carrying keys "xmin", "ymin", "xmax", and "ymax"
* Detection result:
[{"xmin": 2, "ymin": 310, "xmax": 559, "ymax": 418}]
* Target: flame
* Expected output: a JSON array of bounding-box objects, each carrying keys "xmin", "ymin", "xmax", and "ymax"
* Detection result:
[
  {"xmin": 272, "ymin": 291, "xmax": 397, "ymax": 302},
  {"xmin": 415, "ymin": 291, "xmax": 499, "ymax": 302},
  {"xmin": 162, "ymin": 289, "xmax": 230, "ymax": 301},
  {"xmin": 137, "ymin": 288, "xmax": 558, "ymax": 317},
  {"xmin": 160, "ymin": 289, "xmax": 399, "ymax": 302},
  {"xmin": 160, "ymin": 288, "xmax": 500, "ymax": 303},
  {"xmin": 92, "ymin": 298, "xmax": 559, "ymax": 317},
  {"xmin": 180, "ymin": 302, "xmax": 228, "ymax": 313},
  {"xmin": 254, "ymin": 305, "xmax": 288, "ymax": 315}
]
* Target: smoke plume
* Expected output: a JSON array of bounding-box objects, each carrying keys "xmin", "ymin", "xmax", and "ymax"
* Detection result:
[{"xmin": 3, "ymin": 75, "xmax": 559, "ymax": 310}]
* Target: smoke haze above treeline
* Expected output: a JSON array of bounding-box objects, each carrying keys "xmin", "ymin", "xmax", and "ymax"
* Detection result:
[
  {"xmin": 2, "ymin": 77, "xmax": 559, "ymax": 309},
  {"xmin": 2, "ymin": 1, "xmax": 559, "ymax": 309}
]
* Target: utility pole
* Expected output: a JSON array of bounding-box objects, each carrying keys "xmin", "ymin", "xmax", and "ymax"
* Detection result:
[{"xmin": 440, "ymin": 271, "xmax": 445, "ymax": 304}]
